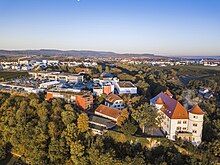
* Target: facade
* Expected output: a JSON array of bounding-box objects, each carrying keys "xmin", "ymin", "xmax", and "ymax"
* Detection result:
[
  {"xmin": 39, "ymin": 81, "xmax": 60, "ymax": 89},
  {"xmin": 75, "ymin": 92, "xmax": 93, "ymax": 111},
  {"xmin": 92, "ymin": 80, "xmax": 115, "ymax": 96},
  {"xmin": 113, "ymin": 81, "xmax": 137, "ymax": 94},
  {"xmin": 45, "ymin": 91, "xmax": 77, "ymax": 102},
  {"xmin": 95, "ymin": 104, "xmax": 121, "ymax": 122},
  {"xmin": 0, "ymin": 82, "xmax": 43, "ymax": 94},
  {"xmin": 150, "ymin": 90, "xmax": 204, "ymax": 145},
  {"xmin": 29, "ymin": 71, "xmax": 83, "ymax": 83},
  {"xmin": 93, "ymin": 83, "xmax": 103, "ymax": 96},
  {"xmin": 105, "ymin": 93, "xmax": 125, "ymax": 110}
]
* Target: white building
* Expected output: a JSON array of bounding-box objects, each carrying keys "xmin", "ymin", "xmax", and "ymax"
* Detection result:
[
  {"xmin": 150, "ymin": 90, "xmax": 204, "ymax": 146},
  {"xmin": 92, "ymin": 79, "xmax": 115, "ymax": 96},
  {"xmin": 0, "ymin": 82, "xmax": 44, "ymax": 94},
  {"xmin": 113, "ymin": 81, "xmax": 137, "ymax": 94},
  {"xmin": 29, "ymin": 71, "xmax": 83, "ymax": 83},
  {"xmin": 199, "ymin": 88, "xmax": 209, "ymax": 95},
  {"xmin": 105, "ymin": 93, "xmax": 125, "ymax": 110},
  {"xmin": 39, "ymin": 81, "xmax": 60, "ymax": 89}
]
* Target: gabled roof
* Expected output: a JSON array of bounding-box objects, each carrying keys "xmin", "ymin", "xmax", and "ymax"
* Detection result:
[
  {"xmin": 95, "ymin": 105, "xmax": 121, "ymax": 120},
  {"xmin": 106, "ymin": 93, "xmax": 122, "ymax": 103},
  {"xmin": 190, "ymin": 105, "xmax": 204, "ymax": 115},
  {"xmin": 151, "ymin": 92, "xmax": 188, "ymax": 119},
  {"xmin": 164, "ymin": 89, "xmax": 173, "ymax": 97}
]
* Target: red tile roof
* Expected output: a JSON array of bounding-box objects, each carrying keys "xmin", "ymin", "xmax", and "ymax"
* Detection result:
[
  {"xmin": 106, "ymin": 93, "xmax": 122, "ymax": 103},
  {"xmin": 156, "ymin": 97, "xmax": 164, "ymax": 104},
  {"xmin": 152, "ymin": 92, "xmax": 188, "ymax": 119},
  {"xmin": 170, "ymin": 102, "xmax": 189, "ymax": 119},
  {"xmin": 190, "ymin": 105, "xmax": 204, "ymax": 115},
  {"xmin": 95, "ymin": 105, "xmax": 121, "ymax": 120}
]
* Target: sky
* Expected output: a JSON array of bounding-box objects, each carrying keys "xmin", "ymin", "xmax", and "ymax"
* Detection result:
[{"xmin": 0, "ymin": 0, "xmax": 220, "ymax": 56}]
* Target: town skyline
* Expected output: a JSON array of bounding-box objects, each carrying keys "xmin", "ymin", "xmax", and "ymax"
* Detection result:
[{"xmin": 0, "ymin": 0, "xmax": 220, "ymax": 56}]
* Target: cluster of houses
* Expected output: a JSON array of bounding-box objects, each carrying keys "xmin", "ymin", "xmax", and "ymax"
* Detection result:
[
  {"xmin": 0, "ymin": 58, "xmax": 98, "ymax": 71},
  {"xmin": 119, "ymin": 58, "xmax": 220, "ymax": 67},
  {"xmin": 198, "ymin": 87, "xmax": 214, "ymax": 99},
  {"xmin": 0, "ymin": 69, "xmax": 205, "ymax": 146}
]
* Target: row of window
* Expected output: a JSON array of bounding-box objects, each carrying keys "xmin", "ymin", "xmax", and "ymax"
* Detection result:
[
  {"xmin": 177, "ymin": 121, "xmax": 187, "ymax": 124},
  {"xmin": 177, "ymin": 121, "xmax": 198, "ymax": 127},
  {"xmin": 176, "ymin": 127, "xmax": 187, "ymax": 131},
  {"xmin": 176, "ymin": 127, "xmax": 197, "ymax": 133}
]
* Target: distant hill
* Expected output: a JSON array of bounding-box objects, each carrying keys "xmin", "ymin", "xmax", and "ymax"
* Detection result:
[{"xmin": 0, "ymin": 49, "xmax": 159, "ymax": 58}]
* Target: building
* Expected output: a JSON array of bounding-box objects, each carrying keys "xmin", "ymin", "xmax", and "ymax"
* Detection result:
[
  {"xmin": 150, "ymin": 90, "xmax": 204, "ymax": 145},
  {"xmin": 45, "ymin": 90, "xmax": 78, "ymax": 102},
  {"xmin": 95, "ymin": 104, "xmax": 121, "ymax": 122},
  {"xmin": 29, "ymin": 71, "xmax": 83, "ymax": 83},
  {"xmin": 75, "ymin": 92, "xmax": 93, "ymax": 111},
  {"xmin": 105, "ymin": 93, "xmax": 125, "ymax": 110},
  {"xmin": 0, "ymin": 82, "xmax": 43, "ymax": 94},
  {"xmin": 102, "ymin": 81, "xmax": 114, "ymax": 95},
  {"xmin": 92, "ymin": 79, "xmax": 115, "ymax": 96},
  {"xmin": 93, "ymin": 83, "xmax": 103, "ymax": 96},
  {"xmin": 89, "ymin": 115, "xmax": 116, "ymax": 129},
  {"xmin": 114, "ymin": 81, "xmax": 137, "ymax": 94},
  {"xmin": 199, "ymin": 88, "xmax": 209, "ymax": 95},
  {"xmin": 39, "ymin": 81, "xmax": 60, "ymax": 89}
]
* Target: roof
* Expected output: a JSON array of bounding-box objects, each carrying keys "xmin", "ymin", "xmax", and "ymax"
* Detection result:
[
  {"xmin": 190, "ymin": 105, "xmax": 204, "ymax": 115},
  {"xmin": 164, "ymin": 89, "xmax": 173, "ymax": 97},
  {"xmin": 106, "ymin": 93, "xmax": 122, "ymax": 103},
  {"xmin": 89, "ymin": 115, "xmax": 116, "ymax": 128},
  {"xmin": 151, "ymin": 92, "xmax": 188, "ymax": 119},
  {"xmin": 40, "ymin": 81, "xmax": 60, "ymax": 86},
  {"xmin": 118, "ymin": 81, "xmax": 135, "ymax": 88},
  {"xmin": 156, "ymin": 97, "xmax": 164, "ymax": 104},
  {"xmin": 95, "ymin": 104, "xmax": 121, "ymax": 120}
]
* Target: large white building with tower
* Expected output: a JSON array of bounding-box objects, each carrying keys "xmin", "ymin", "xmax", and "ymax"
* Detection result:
[{"xmin": 150, "ymin": 90, "xmax": 204, "ymax": 146}]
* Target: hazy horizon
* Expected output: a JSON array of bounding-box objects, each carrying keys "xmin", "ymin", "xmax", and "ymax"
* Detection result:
[{"xmin": 0, "ymin": 0, "xmax": 220, "ymax": 56}]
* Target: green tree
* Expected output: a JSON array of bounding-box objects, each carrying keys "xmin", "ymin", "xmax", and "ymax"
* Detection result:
[
  {"xmin": 132, "ymin": 103, "xmax": 161, "ymax": 133},
  {"xmin": 77, "ymin": 113, "xmax": 89, "ymax": 133}
]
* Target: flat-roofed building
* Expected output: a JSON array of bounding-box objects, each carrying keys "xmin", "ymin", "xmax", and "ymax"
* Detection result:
[
  {"xmin": 114, "ymin": 81, "xmax": 137, "ymax": 94},
  {"xmin": 29, "ymin": 71, "xmax": 83, "ymax": 83}
]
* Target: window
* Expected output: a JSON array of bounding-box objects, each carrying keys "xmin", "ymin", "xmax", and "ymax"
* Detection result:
[
  {"xmin": 193, "ymin": 123, "xmax": 198, "ymax": 127},
  {"xmin": 192, "ymin": 130, "xmax": 197, "ymax": 133},
  {"xmin": 177, "ymin": 121, "xmax": 181, "ymax": 124},
  {"xmin": 177, "ymin": 127, "xmax": 181, "ymax": 131},
  {"xmin": 183, "ymin": 121, "xmax": 187, "ymax": 124},
  {"xmin": 193, "ymin": 116, "xmax": 198, "ymax": 119},
  {"xmin": 183, "ymin": 127, "xmax": 187, "ymax": 130}
]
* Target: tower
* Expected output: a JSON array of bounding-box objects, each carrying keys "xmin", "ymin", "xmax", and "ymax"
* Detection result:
[{"xmin": 188, "ymin": 105, "xmax": 204, "ymax": 145}]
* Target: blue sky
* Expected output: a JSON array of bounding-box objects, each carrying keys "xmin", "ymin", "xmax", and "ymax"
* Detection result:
[{"xmin": 0, "ymin": 0, "xmax": 220, "ymax": 56}]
